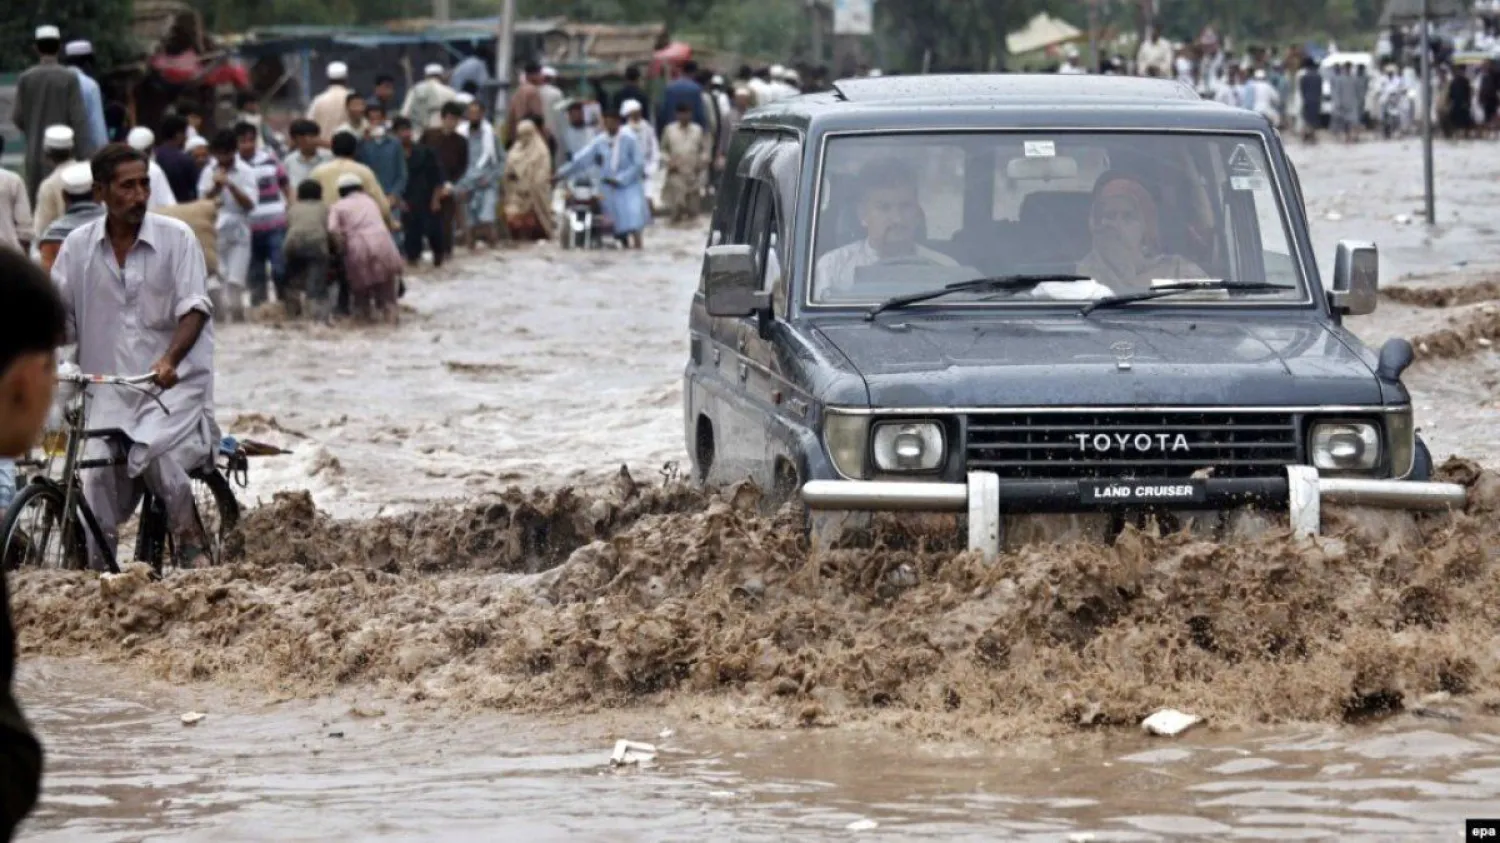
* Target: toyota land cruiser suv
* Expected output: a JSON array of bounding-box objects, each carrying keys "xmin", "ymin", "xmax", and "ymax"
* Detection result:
[{"xmin": 682, "ymin": 74, "xmax": 1465, "ymax": 557}]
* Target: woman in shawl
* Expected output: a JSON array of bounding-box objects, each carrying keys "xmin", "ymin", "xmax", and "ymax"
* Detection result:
[
  {"xmin": 328, "ymin": 173, "xmax": 405, "ymax": 324},
  {"xmin": 503, "ymin": 117, "xmax": 555, "ymax": 241},
  {"xmin": 1076, "ymin": 173, "xmax": 1206, "ymax": 296}
]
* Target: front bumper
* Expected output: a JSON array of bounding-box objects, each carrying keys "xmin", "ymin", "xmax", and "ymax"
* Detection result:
[{"xmin": 801, "ymin": 467, "xmax": 1468, "ymax": 559}]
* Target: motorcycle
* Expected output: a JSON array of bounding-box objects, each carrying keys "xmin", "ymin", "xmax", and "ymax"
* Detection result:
[{"xmin": 558, "ymin": 179, "xmax": 614, "ymax": 250}]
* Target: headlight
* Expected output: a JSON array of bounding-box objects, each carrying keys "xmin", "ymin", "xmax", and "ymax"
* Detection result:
[
  {"xmin": 872, "ymin": 421, "xmax": 945, "ymax": 472},
  {"xmin": 823, "ymin": 413, "xmax": 869, "ymax": 479},
  {"xmin": 1310, "ymin": 422, "xmax": 1381, "ymax": 472}
]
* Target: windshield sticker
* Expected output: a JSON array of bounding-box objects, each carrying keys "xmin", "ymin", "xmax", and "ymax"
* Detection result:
[
  {"xmin": 1226, "ymin": 144, "xmax": 1261, "ymax": 176},
  {"xmin": 1024, "ymin": 140, "xmax": 1056, "ymax": 158},
  {"xmin": 1230, "ymin": 175, "xmax": 1269, "ymax": 191}
]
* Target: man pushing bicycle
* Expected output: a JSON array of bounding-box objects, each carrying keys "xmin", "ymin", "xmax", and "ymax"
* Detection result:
[{"xmin": 49, "ymin": 143, "xmax": 218, "ymax": 569}]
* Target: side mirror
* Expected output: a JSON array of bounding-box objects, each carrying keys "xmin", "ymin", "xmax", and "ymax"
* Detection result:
[
  {"xmin": 1329, "ymin": 240, "xmax": 1378, "ymax": 317},
  {"xmin": 704, "ymin": 244, "xmax": 771, "ymax": 318}
]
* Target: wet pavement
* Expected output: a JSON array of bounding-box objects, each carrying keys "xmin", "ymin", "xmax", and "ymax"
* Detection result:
[{"xmin": 12, "ymin": 136, "xmax": 1500, "ymax": 841}]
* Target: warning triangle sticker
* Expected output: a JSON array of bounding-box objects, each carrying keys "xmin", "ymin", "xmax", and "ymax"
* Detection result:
[{"xmin": 1227, "ymin": 144, "xmax": 1260, "ymax": 176}]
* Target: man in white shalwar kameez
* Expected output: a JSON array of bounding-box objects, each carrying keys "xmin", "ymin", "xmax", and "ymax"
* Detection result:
[{"xmin": 50, "ymin": 145, "xmax": 216, "ymax": 569}]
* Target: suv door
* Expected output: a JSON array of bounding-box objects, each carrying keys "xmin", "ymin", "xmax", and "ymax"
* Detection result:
[{"xmin": 685, "ymin": 129, "xmax": 768, "ymax": 482}]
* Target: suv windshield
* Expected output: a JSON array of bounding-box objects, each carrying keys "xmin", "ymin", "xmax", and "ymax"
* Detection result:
[{"xmin": 809, "ymin": 131, "xmax": 1307, "ymax": 307}]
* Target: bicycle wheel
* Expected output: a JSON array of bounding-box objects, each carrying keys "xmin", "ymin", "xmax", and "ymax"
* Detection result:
[
  {"xmin": 1, "ymin": 483, "xmax": 88, "ymax": 571},
  {"xmin": 189, "ymin": 469, "xmax": 241, "ymax": 565}
]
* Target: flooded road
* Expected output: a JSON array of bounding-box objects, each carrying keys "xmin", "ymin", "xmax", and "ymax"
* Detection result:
[
  {"xmin": 11, "ymin": 136, "xmax": 1500, "ymax": 841},
  {"xmin": 22, "ymin": 658, "xmax": 1500, "ymax": 842}
]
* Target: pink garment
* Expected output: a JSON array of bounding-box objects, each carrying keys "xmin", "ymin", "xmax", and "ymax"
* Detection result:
[{"xmin": 328, "ymin": 191, "xmax": 403, "ymax": 296}]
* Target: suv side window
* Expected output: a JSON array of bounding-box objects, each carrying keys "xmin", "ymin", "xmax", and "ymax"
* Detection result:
[
  {"xmin": 742, "ymin": 180, "xmax": 780, "ymax": 294},
  {"xmin": 709, "ymin": 130, "xmax": 757, "ymax": 248}
]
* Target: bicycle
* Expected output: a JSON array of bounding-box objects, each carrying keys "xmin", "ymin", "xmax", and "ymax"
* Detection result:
[{"xmin": 1, "ymin": 371, "xmax": 249, "ymax": 575}]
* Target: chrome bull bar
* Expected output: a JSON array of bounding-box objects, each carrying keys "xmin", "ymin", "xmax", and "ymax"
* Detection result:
[{"xmin": 802, "ymin": 467, "xmax": 1469, "ymax": 560}]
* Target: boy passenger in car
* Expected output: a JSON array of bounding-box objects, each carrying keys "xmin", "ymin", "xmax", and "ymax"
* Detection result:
[{"xmin": 814, "ymin": 160, "xmax": 957, "ymax": 296}]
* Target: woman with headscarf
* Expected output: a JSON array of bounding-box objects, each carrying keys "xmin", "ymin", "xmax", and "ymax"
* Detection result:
[
  {"xmin": 503, "ymin": 117, "xmax": 555, "ymax": 241},
  {"xmin": 328, "ymin": 172, "xmax": 405, "ymax": 324},
  {"xmin": 1076, "ymin": 173, "xmax": 1206, "ymax": 296}
]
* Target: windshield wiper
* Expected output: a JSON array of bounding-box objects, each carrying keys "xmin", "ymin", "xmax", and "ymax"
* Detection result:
[
  {"xmin": 1078, "ymin": 281, "xmax": 1295, "ymax": 317},
  {"xmin": 864, "ymin": 274, "xmax": 1092, "ymax": 321}
]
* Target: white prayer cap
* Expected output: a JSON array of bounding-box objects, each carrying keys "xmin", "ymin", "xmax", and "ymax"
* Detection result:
[
  {"xmin": 34, "ymin": 25, "xmax": 61, "ymax": 42},
  {"xmin": 454, "ymin": 92, "xmax": 475, "ymax": 105},
  {"xmin": 185, "ymin": 136, "xmax": 208, "ymax": 151},
  {"xmin": 783, "ymin": 69, "xmax": 800, "ymax": 83},
  {"xmin": 620, "ymin": 98, "xmax": 642, "ymax": 116},
  {"xmin": 336, "ymin": 172, "xmax": 363, "ymax": 190},
  {"xmin": 1254, "ymin": 68, "xmax": 1267, "ymax": 80},
  {"xmin": 327, "ymin": 61, "xmax": 348, "ymax": 80},
  {"xmin": 43, "ymin": 125, "xmax": 74, "ymax": 150},
  {"xmin": 424, "ymin": 62, "xmax": 444, "ymax": 77},
  {"xmin": 64, "ymin": 40, "xmax": 93, "ymax": 57},
  {"xmin": 541, "ymin": 66, "xmax": 558, "ymax": 79},
  {"xmin": 126, "ymin": 126, "xmax": 155, "ymax": 151},
  {"xmin": 868, "ymin": 68, "xmax": 883, "ymax": 77},
  {"xmin": 712, "ymin": 74, "xmax": 725, "ymax": 86},
  {"xmin": 59, "ymin": 162, "xmax": 93, "ymax": 196},
  {"xmin": 769, "ymin": 63, "xmax": 786, "ymax": 78}
]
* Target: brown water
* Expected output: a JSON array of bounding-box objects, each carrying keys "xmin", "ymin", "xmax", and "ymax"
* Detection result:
[{"xmin": 11, "ymin": 137, "xmax": 1500, "ymax": 841}]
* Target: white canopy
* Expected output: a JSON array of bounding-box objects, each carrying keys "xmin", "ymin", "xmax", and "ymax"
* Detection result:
[{"xmin": 1007, "ymin": 13, "xmax": 1084, "ymax": 57}]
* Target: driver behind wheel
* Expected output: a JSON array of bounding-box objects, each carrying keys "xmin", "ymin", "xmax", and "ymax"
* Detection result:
[{"xmin": 815, "ymin": 159, "xmax": 956, "ymax": 296}]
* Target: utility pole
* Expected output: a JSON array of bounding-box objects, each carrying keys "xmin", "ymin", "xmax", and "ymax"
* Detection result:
[
  {"xmin": 1419, "ymin": 0, "xmax": 1435, "ymax": 225},
  {"xmin": 810, "ymin": 0, "xmax": 825, "ymax": 66},
  {"xmin": 434, "ymin": 0, "xmax": 451, "ymax": 22},
  {"xmin": 495, "ymin": 0, "xmax": 516, "ymax": 118},
  {"xmin": 1087, "ymin": 0, "xmax": 1100, "ymax": 74}
]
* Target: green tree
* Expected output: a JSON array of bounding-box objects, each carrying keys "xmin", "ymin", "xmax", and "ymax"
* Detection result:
[{"xmin": 0, "ymin": 0, "xmax": 136, "ymax": 73}]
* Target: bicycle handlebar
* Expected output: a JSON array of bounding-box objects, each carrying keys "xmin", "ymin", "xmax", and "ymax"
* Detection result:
[
  {"xmin": 58, "ymin": 372, "xmax": 159, "ymax": 386},
  {"xmin": 58, "ymin": 372, "xmax": 170, "ymax": 415}
]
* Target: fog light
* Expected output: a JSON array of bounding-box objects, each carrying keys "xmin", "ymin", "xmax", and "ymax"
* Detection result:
[{"xmin": 1311, "ymin": 422, "xmax": 1381, "ymax": 472}]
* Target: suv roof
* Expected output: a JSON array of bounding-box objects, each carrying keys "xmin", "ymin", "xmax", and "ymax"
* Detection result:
[
  {"xmin": 741, "ymin": 73, "xmax": 1270, "ymax": 134},
  {"xmin": 830, "ymin": 73, "xmax": 1202, "ymax": 104}
]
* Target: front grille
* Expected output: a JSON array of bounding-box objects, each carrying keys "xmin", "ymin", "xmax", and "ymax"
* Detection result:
[{"xmin": 965, "ymin": 410, "xmax": 1300, "ymax": 480}]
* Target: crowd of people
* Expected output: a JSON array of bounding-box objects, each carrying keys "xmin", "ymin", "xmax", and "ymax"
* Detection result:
[{"xmin": 1075, "ymin": 21, "xmax": 1500, "ymax": 144}]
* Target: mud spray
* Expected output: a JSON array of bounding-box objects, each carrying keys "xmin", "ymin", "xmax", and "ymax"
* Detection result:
[{"xmin": 11, "ymin": 457, "xmax": 1500, "ymax": 743}]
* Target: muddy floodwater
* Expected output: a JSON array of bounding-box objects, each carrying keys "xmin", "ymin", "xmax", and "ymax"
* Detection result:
[{"xmin": 12, "ymin": 138, "xmax": 1500, "ymax": 842}]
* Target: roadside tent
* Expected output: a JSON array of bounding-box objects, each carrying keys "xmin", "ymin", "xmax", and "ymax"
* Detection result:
[{"xmin": 1006, "ymin": 13, "xmax": 1083, "ymax": 57}]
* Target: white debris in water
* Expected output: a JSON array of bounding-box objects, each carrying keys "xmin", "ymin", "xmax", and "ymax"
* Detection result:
[
  {"xmin": 180, "ymin": 711, "xmax": 207, "ymax": 726},
  {"xmin": 658, "ymin": 728, "xmax": 674, "ymax": 739},
  {"xmin": 1141, "ymin": 708, "xmax": 1201, "ymax": 737},
  {"xmin": 1324, "ymin": 211, "xmax": 1343, "ymax": 221},
  {"xmin": 1067, "ymin": 834, "xmax": 1097, "ymax": 843},
  {"xmin": 846, "ymin": 819, "xmax": 879, "ymax": 831},
  {"xmin": 610, "ymin": 739, "xmax": 657, "ymax": 767},
  {"xmin": 1479, "ymin": 338, "xmax": 1493, "ymax": 349},
  {"xmin": 1394, "ymin": 213, "xmax": 1413, "ymax": 225}
]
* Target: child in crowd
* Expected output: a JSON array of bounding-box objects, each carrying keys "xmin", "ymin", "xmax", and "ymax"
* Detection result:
[{"xmin": 284, "ymin": 180, "xmax": 334, "ymax": 323}]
